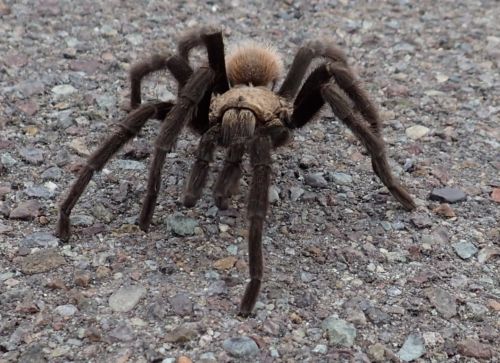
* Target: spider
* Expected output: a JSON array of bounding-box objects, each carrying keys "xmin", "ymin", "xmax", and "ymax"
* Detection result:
[{"xmin": 56, "ymin": 27, "xmax": 416, "ymax": 317}]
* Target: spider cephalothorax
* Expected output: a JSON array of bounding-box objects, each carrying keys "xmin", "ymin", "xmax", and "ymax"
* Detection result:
[{"xmin": 56, "ymin": 27, "xmax": 416, "ymax": 317}]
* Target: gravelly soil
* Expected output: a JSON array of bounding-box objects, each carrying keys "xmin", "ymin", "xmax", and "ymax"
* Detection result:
[{"xmin": 1, "ymin": 0, "xmax": 499, "ymax": 362}]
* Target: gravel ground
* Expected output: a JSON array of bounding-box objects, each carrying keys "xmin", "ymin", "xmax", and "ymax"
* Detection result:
[{"xmin": 1, "ymin": 0, "xmax": 499, "ymax": 362}]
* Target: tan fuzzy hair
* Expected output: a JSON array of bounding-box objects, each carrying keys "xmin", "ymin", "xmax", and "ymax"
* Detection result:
[{"xmin": 226, "ymin": 41, "xmax": 283, "ymax": 87}]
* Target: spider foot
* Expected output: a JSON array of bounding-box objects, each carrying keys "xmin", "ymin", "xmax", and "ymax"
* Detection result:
[
  {"xmin": 214, "ymin": 196, "xmax": 229, "ymax": 210},
  {"xmin": 183, "ymin": 193, "xmax": 198, "ymax": 208},
  {"xmin": 239, "ymin": 279, "xmax": 261, "ymax": 317},
  {"xmin": 55, "ymin": 213, "xmax": 71, "ymax": 242},
  {"xmin": 391, "ymin": 185, "xmax": 417, "ymax": 211}
]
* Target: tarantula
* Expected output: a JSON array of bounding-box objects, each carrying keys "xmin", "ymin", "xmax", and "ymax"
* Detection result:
[{"xmin": 56, "ymin": 27, "xmax": 415, "ymax": 316}]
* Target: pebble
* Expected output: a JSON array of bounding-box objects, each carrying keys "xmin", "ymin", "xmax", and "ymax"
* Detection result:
[
  {"xmin": 268, "ymin": 185, "xmax": 280, "ymax": 203},
  {"xmin": 95, "ymin": 94, "xmax": 115, "ymax": 110},
  {"xmin": 206, "ymin": 280, "xmax": 227, "ymax": 296},
  {"xmin": 304, "ymin": 173, "xmax": 328, "ymax": 188},
  {"xmin": 199, "ymin": 352, "xmax": 216, "ymax": 363},
  {"xmin": 1, "ymin": 152, "xmax": 17, "ymax": 167},
  {"xmin": 368, "ymin": 343, "xmax": 386, "ymax": 362},
  {"xmin": 452, "ymin": 240, "xmax": 478, "ymax": 259},
  {"xmin": 21, "ymin": 232, "xmax": 59, "ymax": 248},
  {"xmin": 321, "ymin": 317, "xmax": 357, "ymax": 347},
  {"xmin": 168, "ymin": 293, "xmax": 193, "ymax": 316},
  {"xmin": 19, "ymin": 249, "xmax": 66, "ymax": 274},
  {"xmin": 397, "ymin": 333, "xmax": 425, "ymax": 362},
  {"xmin": 165, "ymin": 324, "xmax": 199, "ymax": 343},
  {"xmin": 52, "ymin": 84, "xmax": 77, "ymax": 96},
  {"xmin": 54, "ymin": 304, "xmax": 78, "ymax": 317},
  {"xmin": 312, "ymin": 344, "xmax": 327, "ymax": 354},
  {"xmin": 19, "ymin": 147, "xmax": 44, "ymax": 165},
  {"xmin": 330, "ymin": 172, "xmax": 353, "ymax": 185},
  {"xmin": 9, "ymin": 200, "xmax": 41, "ymax": 220},
  {"xmin": 69, "ymin": 138, "xmax": 91, "ymax": 157},
  {"xmin": 424, "ymin": 287, "xmax": 457, "ymax": 318},
  {"xmin": 167, "ymin": 214, "xmax": 198, "ymax": 236},
  {"xmin": 405, "ymin": 125, "xmax": 430, "ymax": 139},
  {"xmin": 25, "ymin": 185, "xmax": 55, "ymax": 199},
  {"xmin": 109, "ymin": 323, "xmax": 135, "ymax": 342},
  {"xmin": 112, "ymin": 159, "xmax": 145, "ymax": 170},
  {"xmin": 477, "ymin": 246, "xmax": 500, "ymax": 263},
  {"xmin": 222, "ymin": 336, "xmax": 260, "ymax": 358},
  {"xmin": 430, "ymin": 187, "xmax": 467, "ymax": 203},
  {"xmin": 108, "ymin": 285, "xmax": 147, "ymax": 312},
  {"xmin": 213, "ymin": 256, "xmax": 237, "ymax": 270},
  {"xmin": 289, "ymin": 186, "xmax": 305, "ymax": 201},
  {"xmin": 457, "ymin": 339, "xmax": 493, "ymax": 359}
]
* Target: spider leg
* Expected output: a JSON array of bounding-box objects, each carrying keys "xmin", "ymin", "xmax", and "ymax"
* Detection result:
[
  {"xmin": 213, "ymin": 142, "xmax": 245, "ymax": 210},
  {"xmin": 177, "ymin": 27, "xmax": 229, "ymax": 95},
  {"xmin": 321, "ymin": 84, "xmax": 416, "ymax": 210},
  {"xmin": 138, "ymin": 67, "xmax": 215, "ymax": 231},
  {"xmin": 129, "ymin": 54, "xmax": 193, "ymax": 110},
  {"xmin": 279, "ymin": 40, "xmax": 348, "ymax": 100},
  {"xmin": 239, "ymin": 134, "xmax": 273, "ymax": 317},
  {"xmin": 183, "ymin": 124, "xmax": 221, "ymax": 207},
  {"xmin": 55, "ymin": 101, "xmax": 174, "ymax": 241}
]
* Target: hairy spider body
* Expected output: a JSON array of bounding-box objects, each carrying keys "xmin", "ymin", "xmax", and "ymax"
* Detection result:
[
  {"xmin": 210, "ymin": 86, "xmax": 291, "ymax": 145},
  {"xmin": 56, "ymin": 27, "xmax": 416, "ymax": 317}
]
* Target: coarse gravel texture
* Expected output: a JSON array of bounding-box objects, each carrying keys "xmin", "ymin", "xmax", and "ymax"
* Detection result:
[{"xmin": 1, "ymin": 0, "xmax": 499, "ymax": 362}]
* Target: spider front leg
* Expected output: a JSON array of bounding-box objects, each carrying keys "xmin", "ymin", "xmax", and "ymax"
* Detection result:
[
  {"xmin": 183, "ymin": 125, "xmax": 221, "ymax": 207},
  {"xmin": 322, "ymin": 85, "xmax": 416, "ymax": 210},
  {"xmin": 129, "ymin": 54, "xmax": 193, "ymax": 110},
  {"xmin": 56, "ymin": 101, "xmax": 174, "ymax": 241},
  {"xmin": 138, "ymin": 68, "xmax": 215, "ymax": 231},
  {"xmin": 239, "ymin": 134, "xmax": 273, "ymax": 317}
]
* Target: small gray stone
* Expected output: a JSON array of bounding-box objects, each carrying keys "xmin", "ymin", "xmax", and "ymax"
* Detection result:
[
  {"xmin": 405, "ymin": 125, "xmax": 430, "ymax": 139},
  {"xmin": 72, "ymin": 214, "xmax": 95, "ymax": 226},
  {"xmin": 169, "ymin": 293, "xmax": 193, "ymax": 316},
  {"xmin": 365, "ymin": 307, "xmax": 391, "ymax": 325},
  {"xmin": 21, "ymin": 232, "xmax": 59, "ymax": 248},
  {"xmin": 167, "ymin": 214, "xmax": 198, "ymax": 236},
  {"xmin": 18, "ymin": 344, "xmax": 46, "ymax": 363},
  {"xmin": 52, "ymin": 84, "xmax": 77, "ymax": 96},
  {"xmin": 199, "ymin": 352, "xmax": 217, "ymax": 362},
  {"xmin": 268, "ymin": 185, "xmax": 280, "ymax": 204},
  {"xmin": 109, "ymin": 323, "xmax": 135, "ymax": 342},
  {"xmin": 19, "ymin": 147, "xmax": 44, "ymax": 165},
  {"xmin": 206, "ymin": 280, "xmax": 227, "ymax": 296},
  {"xmin": 54, "ymin": 304, "xmax": 78, "ymax": 317},
  {"xmin": 25, "ymin": 185, "xmax": 55, "ymax": 199},
  {"xmin": 41, "ymin": 166, "xmax": 62, "ymax": 180},
  {"xmin": 109, "ymin": 285, "xmax": 147, "ymax": 312},
  {"xmin": 466, "ymin": 302, "xmax": 488, "ymax": 320},
  {"xmin": 330, "ymin": 172, "xmax": 353, "ymax": 185},
  {"xmin": 312, "ymin": 344, "xmax": 328, "ymax": 354},
  {"xmin": 9, "ymin": 200, "xmax": 42, "ymax": 220},
  {"xmin": 289, "ymin": 186, "xmax": 305, "ymax": 201},
  {"xmin": 321, "ymin": 317, "xmax": 357, "ymax": 347},
  {"xmin": 19, "ymin": 249, "xmax": 66, "ymax": 274},
  {"xmin": 112, "ymin": 159, "xmax": 145, "ymax": 170},
  {"xmin": 1, "ymin": 152, "xmax": 17, "ymax": 167},
  {"xmin": 411, "ymin": 214, "xmax": 432, "ymax": 229},
  {"xmin": 95, "ymin": 94, "xmax": 115, "ymax": 110},
  {"xmin": 424, "ymin": 287, "xmax": 457, "ymax": 318},
  {"xmin": 222, "ymin": 336, "xmax": 260, "ymax": 358},
  {"xmin": 305, "ymin": 173, "xmax": 328, "ymax": 188},
  {"xmin": 452, "ymin": 240, "xmax": 478, "ymax": 259},
  {"xmin": 430, "ymin": 187, "xmax": 467, "ymax": 203},
  {"xmin": 398, "ymin": 333, "xmax": 426, "ymax": 362}
]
